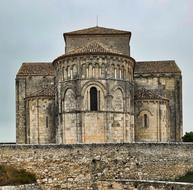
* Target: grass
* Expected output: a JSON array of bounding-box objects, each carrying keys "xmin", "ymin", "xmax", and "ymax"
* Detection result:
[
  {"xmin": 0, "ymin": 165, "xmax": 36, "ymax": 186},
  {"xmin": 174, "ymin": 172, "xmax": 193, "ymax": 183}
]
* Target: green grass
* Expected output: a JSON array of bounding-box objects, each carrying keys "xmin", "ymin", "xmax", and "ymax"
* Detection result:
[
  {"xmin": 174, "ymin": 172, "xmax": 193, "ymax": 183},
  {"xmin": 0, "ymin": 165, "xmax": 36, "ymax": 186}
]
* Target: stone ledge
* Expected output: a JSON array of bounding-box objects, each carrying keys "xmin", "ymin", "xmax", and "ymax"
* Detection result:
[
  {"xmin": 97, "ymin": 179, "xmax": 193, "ymax": 190},
  {"xmin": 0, "ymin": 142, "xmax": 193, "ymax": 149},
  {"xmin": 0, "ymin": 184, "xmax": 41, "ymax": 190}
]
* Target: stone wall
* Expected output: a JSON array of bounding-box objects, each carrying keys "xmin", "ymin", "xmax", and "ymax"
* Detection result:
[
  {"xmin": 64, "ymin": 34, "xmax": 131, "ymax": 56},
  {"xmin": 26, "ymin": 97, "xmax": 55, "ymax": 144},
  {"xmin": 97, "ymin": 180, "xmax": 193, "ymax": 190},
  {"xmin": 0, "ymin": 184, "xmax": 41, "ymax": 190},
  {"xmin": 135, "ymin": 100, "xmax": 169, "ymax": 142},
  {"xmin": 16, "ymin": 75, "xmax": 55, "ymax": 144},
  {"xmin": 55, "ymin": 54, "xmax": 135, "ymax": 144},
  {"xmin": 1, "ymin": 143, "xmax": 193, "ymax": 189},
  {"xmin": 134, "ymin": 74, "xmax": 182, "ymax": 142}
]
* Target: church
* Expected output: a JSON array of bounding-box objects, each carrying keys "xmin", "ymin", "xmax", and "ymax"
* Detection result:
[{"xmin": 16, "ymin": 26, "xmax": 183, "ymax": 144}]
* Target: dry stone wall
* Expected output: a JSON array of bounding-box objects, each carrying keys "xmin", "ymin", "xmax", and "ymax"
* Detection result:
[
  {"xmin": 0, "ymin": 143, "xmax": 193, "ymax": 189},
  {"xmin": 97, "ymin": 180, "xmax": 193, "ymax": 190},
  {"xmin": 0, "ymin": 184, "xmax": 41, "ymax": 190}
]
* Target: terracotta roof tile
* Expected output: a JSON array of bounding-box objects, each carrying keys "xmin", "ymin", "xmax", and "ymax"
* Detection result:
[
  {"xmin": 26, "ymin": 86, "xmax": 55, "ymax": 99},
  {"xmin": 17, "ymin": 62, "xmax": 54, "ymax": 76},
  {"xmin": 64, "ymin": 26, "xmax": 131, "ymax": 35},
  {"xmin": 135, "ymin": 88, "xmax": 168, "ymax": 101},
  {"xmin": 134, "ymin": 61, "xmax": 181, "ymax": 74}
]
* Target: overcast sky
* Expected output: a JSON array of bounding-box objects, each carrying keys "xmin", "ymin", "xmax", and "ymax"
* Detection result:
[{"xmin": 0, "ymin": 0, "xmax": 193, "ymax": 142}]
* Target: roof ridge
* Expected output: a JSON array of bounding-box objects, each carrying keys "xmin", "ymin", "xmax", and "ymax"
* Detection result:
[
  {"xmin": 16, "ymin": 62, "xmax": 54, "ymax": 76},
  {"xmin": 134, "ymin": 60, "xmax": 181, "ymax": 74},
  {"xmin": 64, "ymin": 26, "xmax": 131, "ymax": 35}
]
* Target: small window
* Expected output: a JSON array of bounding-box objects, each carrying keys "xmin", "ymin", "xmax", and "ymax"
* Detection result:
[
  {"xmin": 144, "ymin": 114, "xmax": 148, "ymax": 128},
  {"xmin": 90, "ymin": 87, "xmax": 98, "ymax": 111},
  {"xmin": 46, "ymin": 116, "xmax": 49, "ymax": 128}
]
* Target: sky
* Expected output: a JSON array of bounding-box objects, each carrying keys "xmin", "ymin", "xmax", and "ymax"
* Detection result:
[{"xmin": 0, "ymin": 0, "xmax": 193, "ymax": 142}]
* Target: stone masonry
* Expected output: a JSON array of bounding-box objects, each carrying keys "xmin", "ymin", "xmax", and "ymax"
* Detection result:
[
  {"xmin": 16, "ymin": 26, "xmax": 183, "ymax": 144},
  {"xmin": 1, "ymin": 143, "xmax": 193, "ymax": 189}
]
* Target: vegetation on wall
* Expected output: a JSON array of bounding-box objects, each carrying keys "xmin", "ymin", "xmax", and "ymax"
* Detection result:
[
  {"xmin": 174, "ymin": 171, "xmax": 193, "ymax": 183},
  {"xmin": 0, "ymin": 165, "xmax": 36, "ymax": 186},
  {"xmin": 182, "ymin": 132, "xmax": 193, "ymax": 142}
]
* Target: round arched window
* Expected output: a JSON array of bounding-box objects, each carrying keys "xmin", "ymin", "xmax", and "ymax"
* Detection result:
[{"xmin": 90, "ymin": 87, "xmax": 98, "ymax": 111}]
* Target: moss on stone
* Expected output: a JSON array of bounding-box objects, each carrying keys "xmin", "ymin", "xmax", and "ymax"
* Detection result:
[{"xmin": 0, "ymin": 165, "xmax": 36, "ymax": 186}]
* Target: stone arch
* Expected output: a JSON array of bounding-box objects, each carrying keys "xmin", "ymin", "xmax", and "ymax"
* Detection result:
[
  {"xmin": 112, "ymin": 88, "xmax": 124, "ymax": 111},
  {"xmin": 81, "ymin": 81, "xmax": 106, "ymax": 111},
  {"xmin": 64, "ymin": 88, "xmax": 76, "ymax": 111},
  {"xmin": 137, "ymin": 109, "xmax": 153, "ymax": 117},
  {"xmin": 81, "ymin": 81, "xmax": 106, "ymax": 97},
  {"xmin": 112, "ymin": 86, "xmax": 125, "ymax": 97},
  {"xmin": 137, "ymin": 110, "xmax": 153, "ymax": 128}
]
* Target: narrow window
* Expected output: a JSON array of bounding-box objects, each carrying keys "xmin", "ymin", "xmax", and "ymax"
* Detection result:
[
  {"xmin": 46, "ymin": 116, "xmax": 49, "ymax": 128},
  {"xmin": 144, "ymin": 114, "xmax": 148, "ymax": 128},
  {"xmin": 90, "ymin": 87, "xmax": 98, "ymax": 111},
  {"xmin": 115, "ymin": 68, "xmax": 117, "ymax": 79}
]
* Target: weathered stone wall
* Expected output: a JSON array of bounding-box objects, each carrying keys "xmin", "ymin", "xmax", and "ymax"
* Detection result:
[
  {"xmin": 97, "ymin": 180, "xmax": 193, "ymax": 190},
  {"xmin": 65, "ymin": 34, "xmax": 131, "ymax": 56},
  {"xmin": 16, "ymin": 75, "xmax": 55, "ymax": 144},
  {"xmin": 134, "ymin": 74, "xmax": 182, "ymax": 142},
  {"xmin": 135, "ymin": 100, "xmax": 169, "ymax": 142},
  {"xmin": 55, "ymin": 54, "xmax": 135, "ymax": 144},
  {"xmin": 0, "ymin": 184, "xmax": 41, "ymax": 190},
  {"xmin": 1, "ymin": 143, "xmax": 193, "ymax": 189},
  {"xmin": 26, "ymin": 98, "xmax": 55, "ymax": 144}
]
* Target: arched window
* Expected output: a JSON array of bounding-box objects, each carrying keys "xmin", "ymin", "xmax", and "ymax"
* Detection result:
[
  {"xmin": 144, "ymin": 114, "xmax": 148, "ymax": 128},
  {"xmin": 90, "ymin": 87, "xmax": 98, "ymax": 111}
]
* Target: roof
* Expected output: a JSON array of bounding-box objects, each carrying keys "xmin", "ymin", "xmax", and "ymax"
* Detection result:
[
  {"xmin": 26, "ymin": 86, "xmax": 55, "ymax": 99},
  {"xmin": 135, "ymin": 88, "xmax": 168, "ymax": 101},
  {"xmin": 134, "ymin": 61, "xmax": 181, "ymax": 74},
  {"xmin": 17, "ymin": 62, "xmax": 54, "ymax": 76},
  {"xmin": 64, "ymin": 26, "xmax": 131, "ymax": 36}
]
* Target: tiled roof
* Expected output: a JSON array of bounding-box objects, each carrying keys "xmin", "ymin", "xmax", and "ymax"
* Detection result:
[
  {"xmin": 26, "ymin": 86, "xmax": 55, "ymax": 99},
  {"xmin": 135, "ymin": 88, "xmax": 168, "ymax": 101},
  {"xmin": 64, "ymin": 26, "xmax": 131, "ymax": 35},
  {"xmin": 17, "ymin": 62, "xmax": 54, "ymax": 76},
  {"xmin": 134, "ymin": 61, "xmax": 181, "ymax": 74}
]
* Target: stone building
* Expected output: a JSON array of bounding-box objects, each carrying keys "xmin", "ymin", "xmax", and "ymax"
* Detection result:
[{"xmin": 16, "ymin": 26, "xmax": 182, "ymax": 144}]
